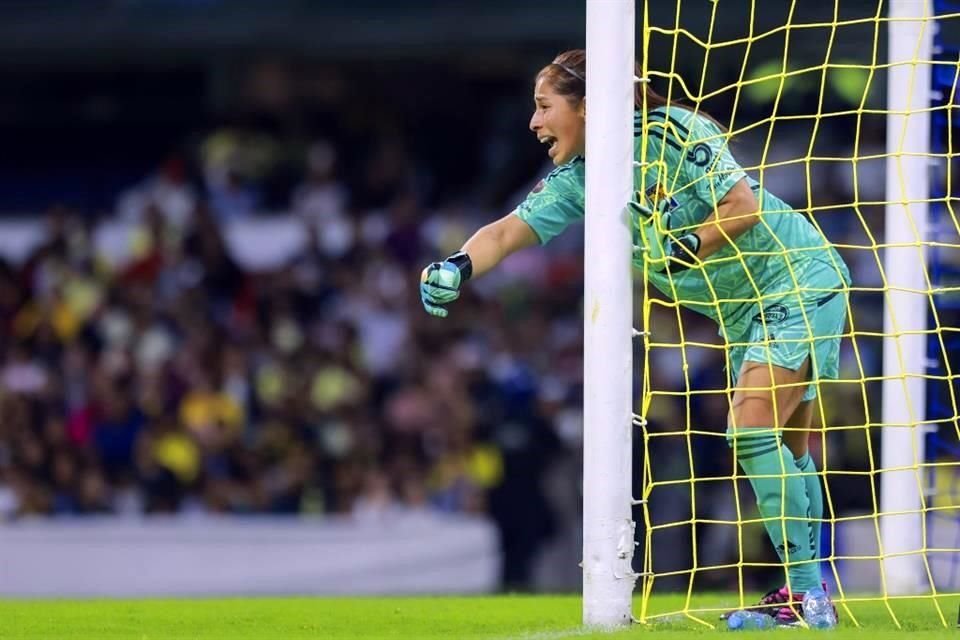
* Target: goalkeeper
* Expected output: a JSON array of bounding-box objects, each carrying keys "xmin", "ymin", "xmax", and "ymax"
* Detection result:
[{"xmin": 420, "ymin": 49, "xmax": 849, "ymax": 626}]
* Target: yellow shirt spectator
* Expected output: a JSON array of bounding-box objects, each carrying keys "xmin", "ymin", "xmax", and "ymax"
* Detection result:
[{"xmin": 179, "ymin": 390, "xmax": 243, "ymax": 436}]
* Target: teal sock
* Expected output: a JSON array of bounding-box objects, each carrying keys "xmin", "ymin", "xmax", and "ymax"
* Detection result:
[
  {"xmin": 793, "ymin": 451, "xmax": 824, "ymax": 568},
  {"xmin": 728, "ymin": 429, "xmax": 820, "ymax": 593}
]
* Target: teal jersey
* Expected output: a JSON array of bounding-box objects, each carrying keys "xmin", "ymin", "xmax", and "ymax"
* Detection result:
[{"xmin": 513, "ymin": 106, "xmax": 851, "ymax": 340}]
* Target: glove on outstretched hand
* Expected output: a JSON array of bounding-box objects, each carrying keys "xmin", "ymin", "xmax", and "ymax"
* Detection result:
[{"xmin": 419, "ymin": 251, "xmax": 472, "ymax": 318}]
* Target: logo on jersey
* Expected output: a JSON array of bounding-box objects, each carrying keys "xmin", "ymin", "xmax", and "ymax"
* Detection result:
[
  {"xmin": 753, "ymin": 303, "xmax": 790, "ymax": 325},
  {"xmin": 686, "ymin": 143, "xmax": 713, "ymax": 167},
  {"xmin": 640, "ymin": 184, "xmax": 678, "ymax": 213}
]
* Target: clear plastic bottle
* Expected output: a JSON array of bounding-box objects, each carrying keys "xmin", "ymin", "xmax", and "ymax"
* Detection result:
[
  {"xmin": 802, "ymin": 586, "xmax": 838, "ymax": 629},
  {"xmin": 725, "ymin": 610, "xmax": 776, "ymax": 631}
]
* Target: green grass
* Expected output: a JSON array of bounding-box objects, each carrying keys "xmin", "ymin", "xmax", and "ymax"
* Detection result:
[{"xmin": 0, "ymin": 593, "xmax": 957, "ymax": 639}]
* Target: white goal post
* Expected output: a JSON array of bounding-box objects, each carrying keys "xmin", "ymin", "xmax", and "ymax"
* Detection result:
[
  {"xmin": 582, "ymin": 0, "xmax": 637, "ymax": 628},
  {"xmin": 880, "ymin": 0, "xmax": 932, "ymax": 595}
]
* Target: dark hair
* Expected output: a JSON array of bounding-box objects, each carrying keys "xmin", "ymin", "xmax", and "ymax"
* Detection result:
[{"xmin": 536, "ymin": 49, "xmax": 725, "ymax": 129}]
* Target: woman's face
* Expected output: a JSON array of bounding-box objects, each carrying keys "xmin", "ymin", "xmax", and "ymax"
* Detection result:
[{"xmin": 529, "ymin": 76, "xmax": 585, "ymax": 166}]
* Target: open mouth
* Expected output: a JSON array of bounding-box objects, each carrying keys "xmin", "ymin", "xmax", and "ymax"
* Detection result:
[{"xmin": 539, "ymin": 135, "xmax": 559, "ymax": 157}]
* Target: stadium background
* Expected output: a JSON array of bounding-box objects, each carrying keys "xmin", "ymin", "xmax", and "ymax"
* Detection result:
[{"xmin": 0, "ymin": 0, "xmax": 954, "ymax": 596}]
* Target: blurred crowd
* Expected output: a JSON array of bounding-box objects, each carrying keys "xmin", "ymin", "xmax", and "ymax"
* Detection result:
[
  {"xmin": 0, "ymin": 55, "xmax": 956, "ymax": 591},
  {"xmin": 0, "ymin": 128, "xmax": 587, "ymax": 587}
]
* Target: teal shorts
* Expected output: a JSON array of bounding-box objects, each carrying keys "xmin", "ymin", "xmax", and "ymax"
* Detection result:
[{"xmin": 728, "ymin": 287, "xmax": 848, "ymax": 401}]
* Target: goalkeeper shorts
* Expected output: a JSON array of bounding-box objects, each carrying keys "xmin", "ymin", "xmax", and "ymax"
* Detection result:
[{"xmin": 728, "ymin": 287, "xmax": 848, "ymax": 402}]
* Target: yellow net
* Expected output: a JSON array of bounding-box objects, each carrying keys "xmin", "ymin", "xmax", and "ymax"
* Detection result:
[{"xmin": 635, "ymin": 0, "xmax": 960, "ymax": 628}]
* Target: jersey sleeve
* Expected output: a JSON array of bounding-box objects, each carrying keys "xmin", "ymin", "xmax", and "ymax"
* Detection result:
[
  {"xmin": 512, "ymin": 160, "xmax": 585, "ymax": 245},
  {"xmin": 681, "ymin": 112, "xmax": 747, "ymax": 206}
]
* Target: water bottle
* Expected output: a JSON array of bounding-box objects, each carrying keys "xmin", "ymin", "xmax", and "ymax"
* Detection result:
[
  {"xmin": 726, "ymin": 610, "xmax": 776, "ymax": 631},
  {"xmin": 802, "ymin": 586, "xmax": 838, "ymax": 629}
]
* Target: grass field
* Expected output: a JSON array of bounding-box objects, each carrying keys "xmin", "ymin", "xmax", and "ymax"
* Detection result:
[{"xmin": 0, "ymin": 593, "xmax": 957, "ymax": 639}]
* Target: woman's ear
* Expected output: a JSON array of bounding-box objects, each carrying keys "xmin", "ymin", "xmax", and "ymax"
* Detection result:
[{"xmin": 579, "ymin": 97, "xmax": 586, "ymax": 119}]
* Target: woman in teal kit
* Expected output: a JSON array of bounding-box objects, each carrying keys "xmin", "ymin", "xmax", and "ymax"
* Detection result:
[{"xmin": 419, "ymin": 49, "xmax": 849, "ymax": 625}]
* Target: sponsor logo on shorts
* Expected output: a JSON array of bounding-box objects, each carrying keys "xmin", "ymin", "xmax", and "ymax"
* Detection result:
[{"xmin": 753, "ymin": 303, "xmax": 790, "ymax": 325}]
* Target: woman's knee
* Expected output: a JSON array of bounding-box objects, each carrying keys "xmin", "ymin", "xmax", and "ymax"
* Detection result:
[
  {"xmin": 729, "ymin": 393, "xmax": 777, "ymax": 428},
  {"xmin": 732, "ymin": 360, "xmax": 810, "ymax": 428}
]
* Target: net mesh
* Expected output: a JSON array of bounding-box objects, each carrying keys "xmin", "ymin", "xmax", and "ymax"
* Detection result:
[{"xmin": 633, "ymin": 0, "xmax": 960, "ymax": 627}]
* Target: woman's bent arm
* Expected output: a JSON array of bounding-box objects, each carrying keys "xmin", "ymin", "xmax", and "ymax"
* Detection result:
[{"xmin": 694, "ymin": 178, "xmax": 761, "ymax": 259}]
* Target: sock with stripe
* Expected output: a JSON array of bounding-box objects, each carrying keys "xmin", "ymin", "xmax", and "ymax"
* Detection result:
[
  {"xmin": 728, "ymin": 428, "xmax": 820, "ymax": 593},
  {"xmin": 792, "ymin": 450, "xmax": 824, "ymax": 566}
]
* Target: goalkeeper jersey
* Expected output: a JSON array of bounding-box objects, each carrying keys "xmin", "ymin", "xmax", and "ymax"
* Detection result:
[{"xmin": 513, "ymin": 106, "xmax": 851, "ymax": 340}]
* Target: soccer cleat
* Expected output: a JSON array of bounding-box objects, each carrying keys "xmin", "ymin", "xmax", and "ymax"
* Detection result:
[
  {"xmin": 764, "ymin": 586, "xmax": 805, "ymax": 626},
  {"xmin": 719, "ymin": 586, "xmax": 801, "ymax": 626},
  {"xmin": 720, "ymin": 582, "xmax": 837, "ymax": 627}
]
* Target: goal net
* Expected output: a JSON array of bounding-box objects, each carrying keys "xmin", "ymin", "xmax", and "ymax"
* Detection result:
[{"xmin": 583, "ymin": 0, "xmax": 960, "ymax": 629}]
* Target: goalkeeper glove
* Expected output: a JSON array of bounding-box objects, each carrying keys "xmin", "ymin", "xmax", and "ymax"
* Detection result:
[
  {"xmin": 419, "ymin": 251, "xmax": 473, "ymax": 318},
  {"xmin": 628, "ymin": 199, "xmax": 701, "ymax": 273}
]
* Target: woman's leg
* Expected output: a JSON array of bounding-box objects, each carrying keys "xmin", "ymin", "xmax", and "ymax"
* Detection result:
[
  {"xmin": 782, "ymin": 399, "xmax": 824, "ymax": 566},
  {"xmin": 730, "ymin": 359, "xmax": 809, "ymax": 427},
  {"xmin": 729, "ymin": 358, "xmax": 821, "ymax": 593}
]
